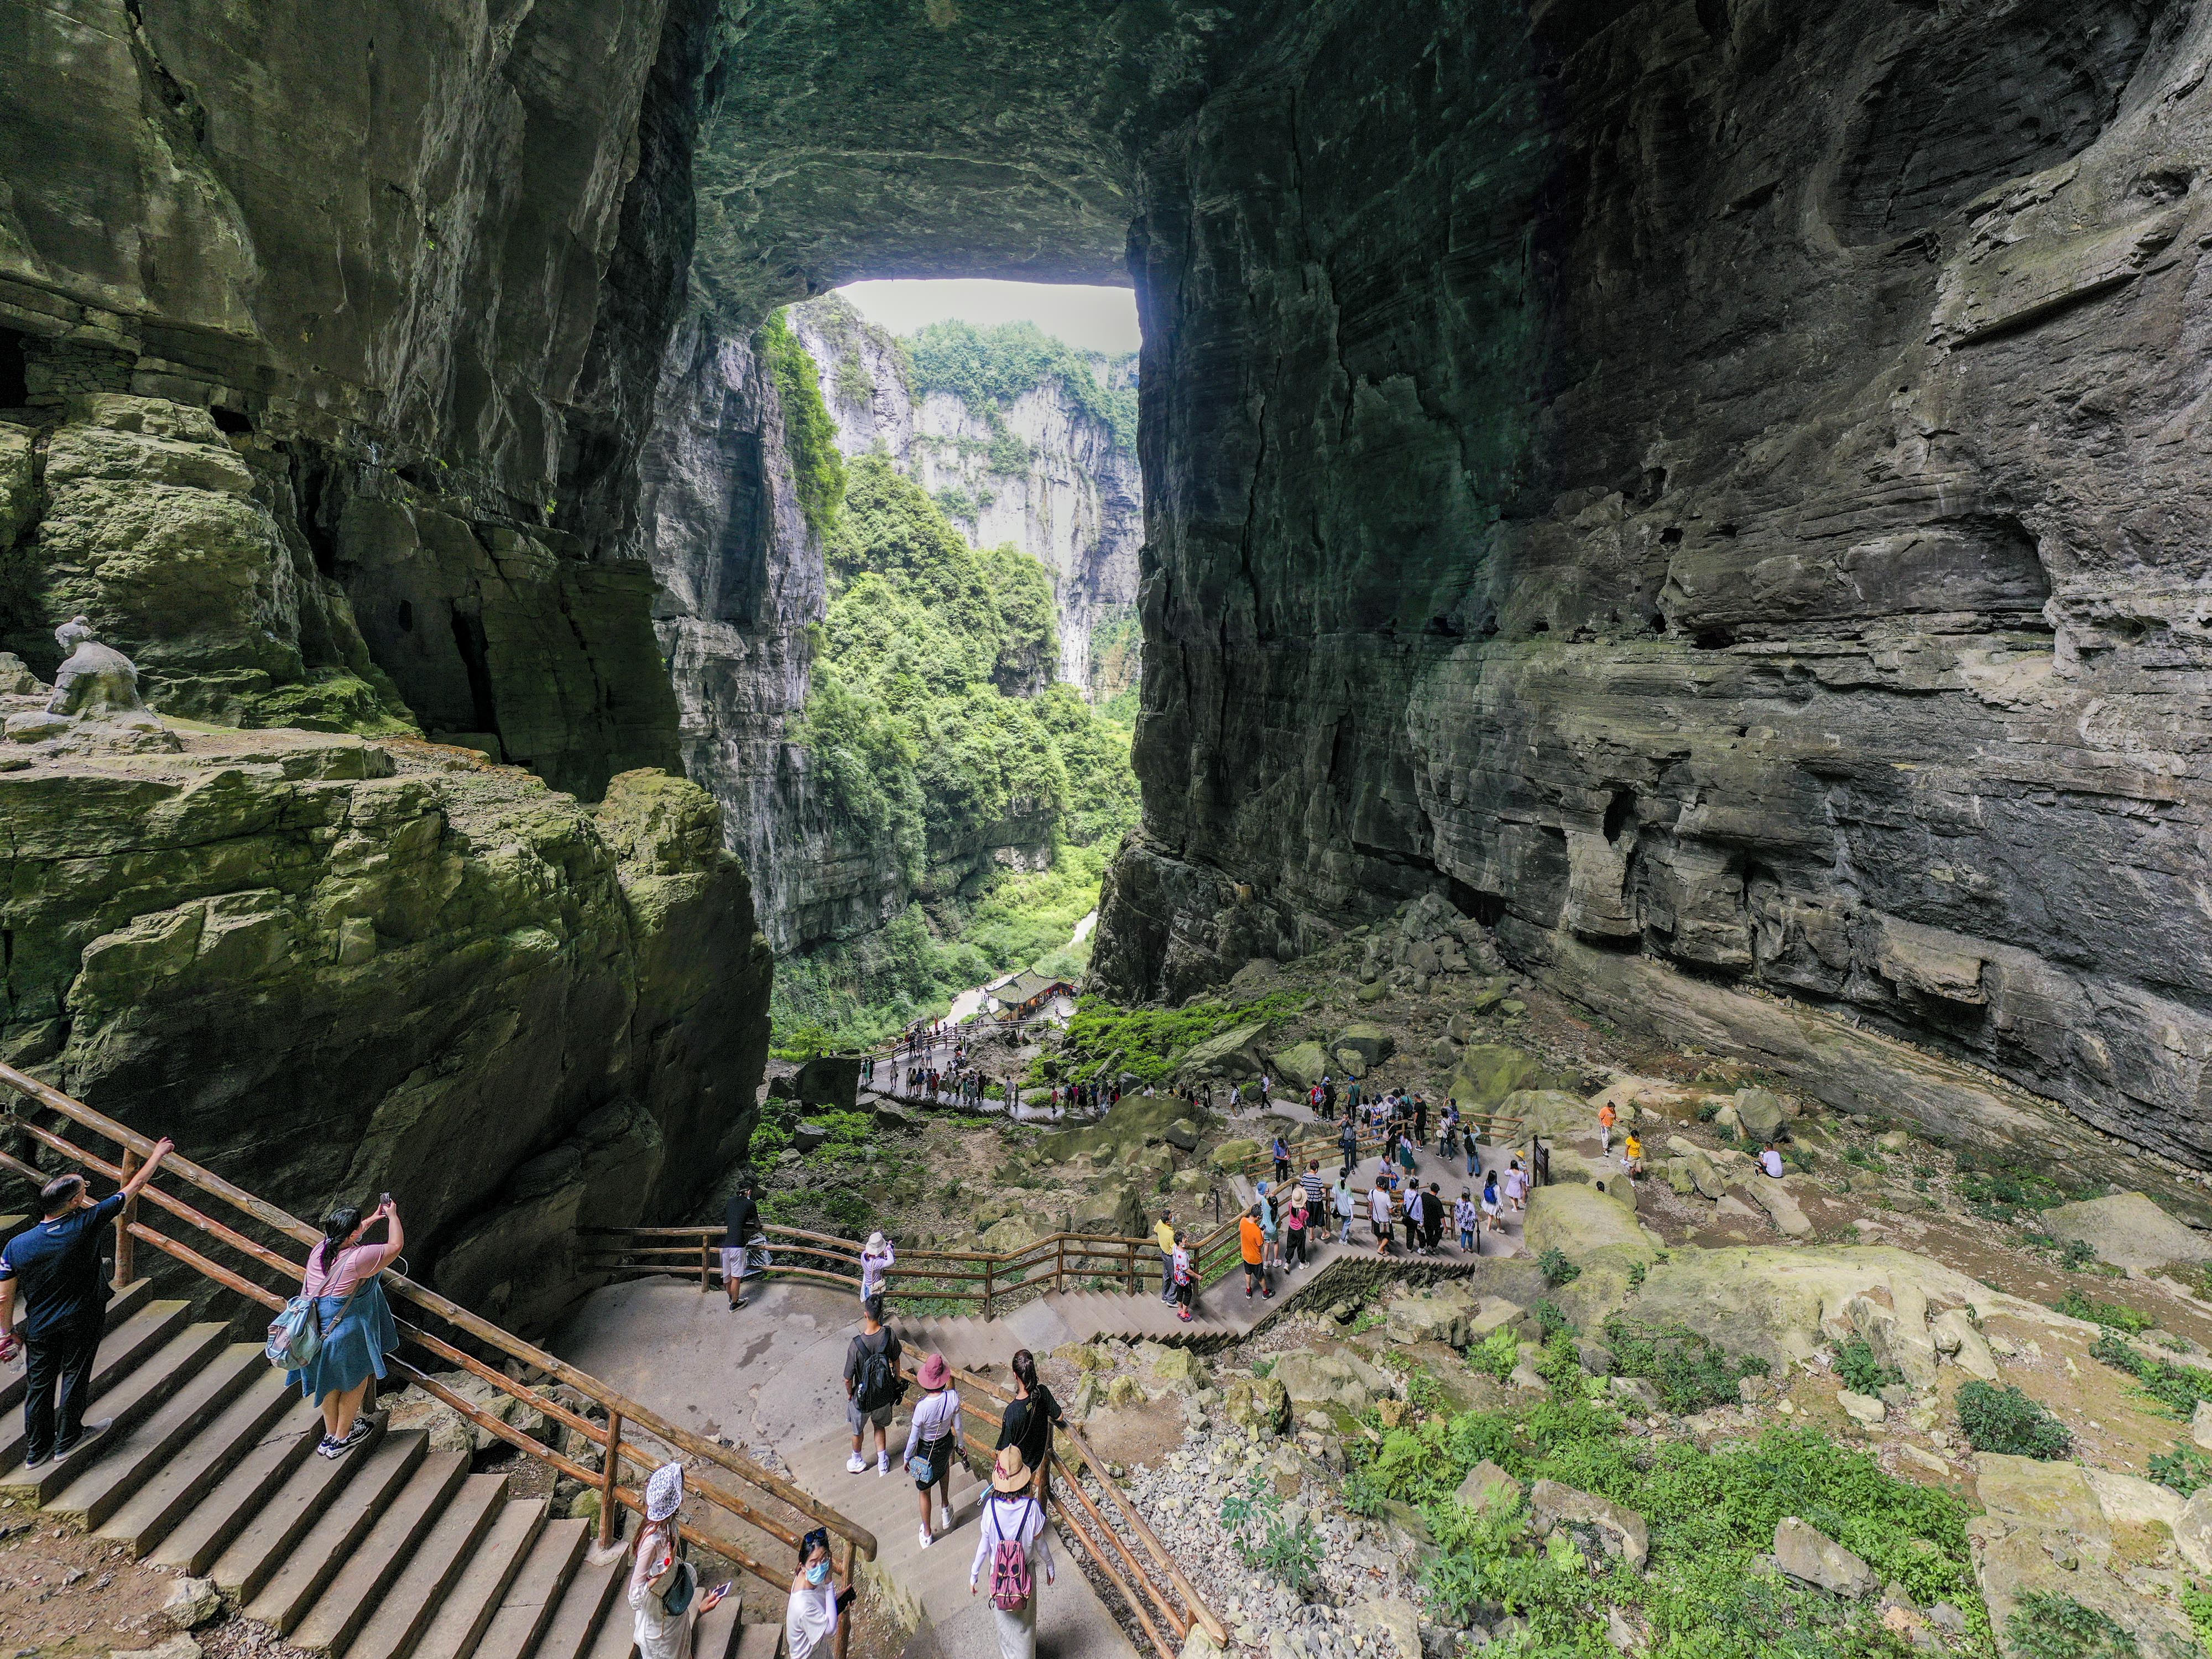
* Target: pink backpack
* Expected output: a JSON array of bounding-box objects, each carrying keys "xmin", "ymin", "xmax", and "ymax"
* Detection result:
[{"xmin": 987, "ymin": 1497, "xmax": 1037, "ymax": 1611}]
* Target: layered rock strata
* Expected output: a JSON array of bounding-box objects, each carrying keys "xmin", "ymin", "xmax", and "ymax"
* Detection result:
[
  {"xmin": 1, "ymin": 718, "xmax": 768, "ymax": 1332},
  {"xmin": 1095, "ymin": 0, "xmax": 2212, "ymax": 1179}
]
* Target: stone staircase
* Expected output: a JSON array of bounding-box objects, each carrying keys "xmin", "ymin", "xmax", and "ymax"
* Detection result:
[{"xmin": 10, "ymin": 1279, "xmax": 781, "ymax": 1659}]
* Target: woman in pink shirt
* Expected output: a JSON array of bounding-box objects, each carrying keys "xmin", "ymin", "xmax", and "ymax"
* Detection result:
[{"xmin": 289, "ymin": 1198, "xmax": 405, "ymax": 1458}]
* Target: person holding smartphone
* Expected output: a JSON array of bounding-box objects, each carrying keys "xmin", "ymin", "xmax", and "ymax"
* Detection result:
[
  {"xmin": 630, "ymin": 1464, "xmax": 729, "ymax": 1659},
  {"xmin": 785, "ymin": 1527, "xmax": 854, "ymax": 1659}
]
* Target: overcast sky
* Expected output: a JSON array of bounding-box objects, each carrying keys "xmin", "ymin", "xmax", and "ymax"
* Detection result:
[{"xmin": 835, "ymin": 279, "xmax": 1141, "ymax": 356}]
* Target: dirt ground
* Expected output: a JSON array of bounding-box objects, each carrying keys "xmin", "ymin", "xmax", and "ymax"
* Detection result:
[{"xmin": 0, "ymin": 1516, "xmax": 197, "ymax": 1659}]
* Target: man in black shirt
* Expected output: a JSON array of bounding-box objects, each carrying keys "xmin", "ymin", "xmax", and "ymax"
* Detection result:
[
  {"xmin": 842, "ymin": 1296, "xmax": 902, "ymax": 1474},
  {"xmin": 0, "ymin": 1136, "xmax": 175, "ymax": 1467},
  {"xmin": 721, "ymin": 1182, "xmax": 762, "ymax": 1311}
]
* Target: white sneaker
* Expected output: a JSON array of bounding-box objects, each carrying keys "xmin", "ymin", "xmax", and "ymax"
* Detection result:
[
  {"xmin": 847, "ymin": 1453, "xmax": 867, "ymax": 1473},
  {"xmin": 941, "ymin": 1504, "xmax": 954, "ymax": 1531},
  {"xmin": 919, "ymin": 1526, "xmax": 934, "ymax": 1549},
  {"xmin": 878, "ymin": 1455, "xmax": 889, "ymax": 1476}
]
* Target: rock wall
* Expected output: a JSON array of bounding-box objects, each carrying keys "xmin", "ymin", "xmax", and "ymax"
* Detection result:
[
  {"xmin": 1095, "ymin": 0, "xmax": 2212, "ymax": 1178},
  {"xmin": 3, "ymin": 722, "xmax": 768, "ymax": 1333},
  {"xmin": 787, "ymin": 298, "xmax": 1143, "ymax": 702},
  {"xmin": 0, "ymin": 0, "xmax": 711, "ymax": 794}
]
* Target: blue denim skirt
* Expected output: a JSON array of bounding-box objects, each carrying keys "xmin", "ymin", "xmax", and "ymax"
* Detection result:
[{"xmin": 287, "ymin": 1279, "xmax": 398, "ymax": 1401}]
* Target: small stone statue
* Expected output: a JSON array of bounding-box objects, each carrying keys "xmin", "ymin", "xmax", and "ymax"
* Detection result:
[{"xmin": 3, "ymin": 615, "xmax": 176, "ymax": 750}]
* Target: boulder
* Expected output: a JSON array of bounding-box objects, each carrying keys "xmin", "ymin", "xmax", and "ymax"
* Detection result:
[
  {"xmin": 794, "ymin": 1056, "xmax": 860, "ymax": 1110},
  {"xmin": 1355, "ymin": 980, "xmax": 1390, "ymax": 1005},
  {"xmin": 1164, "ymin": 1118, "xmax": 1199, "ymax": 1151},
  {"xmin": 1331, "ymin": 1046, "xmax": 1368, "ymax": 1079},
  {"xmin": 385, "ymin": 1373, "xmax": 546, "ymax": 1455},
  {"xmin": 1145, "ymin": 1345, "xmax": 1206, "ymax": 1383},
  {"xmin": 1451, "ymin": 1043, "xmax": 1546, "ymax": 1108},
  {"xmin": 1773, "ymin": 1518, "xmax": 1875, "ymax": 1598},
  {"xmin": 1454, "ymin": 1459, "xmax": 1519, "ymax": 1516},
  {"xmin": 980, "ymin": 1214, "xmax": 1047, "ymax": 1254},
  {"xmin": 1531, "ymin": 1479, "xmax": 1648, "ymax": 1573},
  {"xmin": 1927, "ymin": 1308, "xmax": 1999, "ymax": 1381},
  {"xmin": 1498, "ymin": 1088, "xmax": 1589, "ymax": 1141},
  {"xmin": 1349, "ymin": 1597, "xmax": 1422, "ymax": 1659},
  {"xmin": 1211, "ymin": 1138, "xmax": 1261, "ymax": 1172},
  {"xmin": 1734, "ymin": 1088, "xmax": 1787, "ymax": 1142},
  {"xmin": 1384, "ymin": 1293, "xmax": 1469, "ymax": 1348},
  {"xmin": 2043, "ymin": 1192, "xmax": 2212, "ymax": 1272},
  {"xmin": 1270, "ymin": 1041, "xmax": 1331, "ymax": 1089},
  {"xmin": 1835, "ymin": 1389, "xmax": 1886, "ymax": 1427},
  {"xmin": 792, "ymin": 1121, "xmax": 828, "ymax": 1153},
  {"xmin": 1525, "ymin": 1183, "xmax": 1655, "ymax": 1264},
  {"xmin": 2194, "ymin": 1399, "xmax": 2212, "ymax": 1453},
  {"xmin": 1332, "ymin": 1023, "xmax": 1395, "ymax": 1067},
  {"xmin": 1223, "ymin": 1375, "xmax": 1290, "ymax": 1436},
  {"xmin": 1466, "ymin": 978, "xmax": 1511, "ymax": 1014},
  {"xmin": 1271, "ymin": 1349, "xmax": 1391, "ymax": 1412},
  {"xmin": 1180, "ymin": 1020, "xmax": 1274, "ymax": 1079},
  {"xmin": 163, "ymin": 1578, "xmax": 223, "ymax": 1629},
  {"xmin": 113, "ymin": 1641, "xmax": 200, "ymax": 1659},
  {"xmin": 1745, "ymin": 1176, "xmax": 1812, "ymax": 1238}
]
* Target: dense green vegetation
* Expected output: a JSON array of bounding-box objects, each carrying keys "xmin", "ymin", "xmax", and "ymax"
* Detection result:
[
  {"xmin": 1040, "ymin": 992, "xmax": 1307, "ymax": 1087},
  {"xmin": 759, "ymin": 310, "xmax": 846, "ymax": 539},
  {"xmin": 1956, "ymin": 1380, "xmax": 2072, "ymax": 1459},
  {"xmin": 907, "ymin": 319, "xmax": 1138, "ymax": 448},
  {"xmin": 1345, "ymin": 1387, "xmax": 1984, "ymax": 1658},
  {"xmin": 768, "ymin": 357, "xmax": 1140, "ymax": 1050}
]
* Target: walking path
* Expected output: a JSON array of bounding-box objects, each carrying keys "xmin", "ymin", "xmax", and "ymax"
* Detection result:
[{"xmin": 551, "ymin": 1281, "xmax": 1136, "ymax": 1659}]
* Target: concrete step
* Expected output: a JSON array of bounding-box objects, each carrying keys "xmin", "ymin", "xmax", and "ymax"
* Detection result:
[
  {"xmin": 0, "ymin": 1319, "xmax": 229, "ymax": 1503},
  {"xmin": 0, "ymin": 1289, "xmax": 182, "ymax": 1448},
  {"xmin": 148, "ymin": 1394, "xmax": 324, "ymax": 1574},
  {"xmin": 524, "ymin": 1547, "xmax": 624, "ymax": 1659},
  {"xmin": 579, "ymin": 1568, "xmax": 638, "ymax": 1659},
  {"xmin": 411, "ymin": 1499, "xmax": 547, "ymax": 1659},
  {"xmin": 290, "ymin": 1449, "xmax": 472, "ymax": 1653},
  {"xmin": 0, "ymin": 1279, "xmax": 155, "ymax": 1418},
  {"xmin": 732, "ymin": 1621, "xmax": 781, "ymax": 1659},
  {"xmin": 101, "ymin": 1368, "xmax": 301, "ymax": 1557},
  {"xmin": 245, "ymin": 1430, "xmax": 431, "ymax": 1632},
  {"xmin": 691, "ymin": 1589, "xmax": 743, "ymax": 1659},
  {"xmin": 341, "ymin": 1474, "xmax": 509, "ymax": 1659},
  {"xmin": 45, "ymin": 1340, "xmax": 262, "ymax": 1529},
  {"xmin": 210, "ymin": 1414, "xmax": 396, "ymax": 1604},
  {"xmin": 472, "ymin": 1517, "xmax": 588, "ymax": 1659}
]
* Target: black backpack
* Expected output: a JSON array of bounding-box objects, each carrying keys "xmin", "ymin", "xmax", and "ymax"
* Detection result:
[{"xmin": 854, "ymin": 1338, "xmax": 902, "ymax": 1412}]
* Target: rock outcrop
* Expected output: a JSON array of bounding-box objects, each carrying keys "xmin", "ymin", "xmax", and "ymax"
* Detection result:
[{"xmin": 2, "ymin": 721, "xmax": 768, "ymax": 1331}]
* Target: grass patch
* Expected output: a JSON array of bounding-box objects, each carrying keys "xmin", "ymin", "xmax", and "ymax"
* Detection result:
[
  {"xmin": 2004, "ymin": 1590, "xmax": 2140, "ymax": 1658},
  {"xmin": 2052, "ymin": 1289, "xmax": 2155, "ymax": 1334},
  {"xmin": 1605, "ymin": 1318, "xmax": 1771, "ymax": 1414},
  {"xmin": 2091, "ymin": 1331, "xmax": 2212, "ymax": 1419},
  {"xmin": 1957, "ymin": 1380, "xmax": 2071, "ymax": 1458}
]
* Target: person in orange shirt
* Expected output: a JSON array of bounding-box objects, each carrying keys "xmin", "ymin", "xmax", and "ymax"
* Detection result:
[
  {"xmin": 1598, "ymin": 1099, "xmax": 1618, "ymax": 1153},
  {"xmin": 1239, "ymin": 1206, "xmax": 1271, "ymax": 1301}
]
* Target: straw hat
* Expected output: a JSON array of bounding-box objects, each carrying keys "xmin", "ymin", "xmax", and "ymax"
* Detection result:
[
  {"xmin": 867, "ymin": 1231, "xmax": 886, "ymax": 1251},
  {"xmin": 919, "ymin": 1352, "xmax": 951, "ymax": 1390},
  {"xmin": 992, "ymin": 1446, "xmax": 1031, "ymax": 1493},
  {"xmin": 645, "ymin": 1461, "xmax": 684, "ymax": 1521}
]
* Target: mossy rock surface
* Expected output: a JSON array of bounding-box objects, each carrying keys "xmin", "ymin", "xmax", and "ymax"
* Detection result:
[
  {"xmin": 1453, "ymin": 1044, "xmax": 1547, "ymax": 1108},
  {"xmin": 1271, "ymin": 1040, "xmax": 1330, "ymax": 1088}
]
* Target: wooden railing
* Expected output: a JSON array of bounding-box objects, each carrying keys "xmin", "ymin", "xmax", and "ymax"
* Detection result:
[
  {"xmin": 1219, "ymin": 1109, "xmax": 1528, "ymax": 1186},
  {"xmin": 899, "ymin": 1351, "xmax": 1228, "ymax": 1659},
  {"xmin": 585, "ymin": 1222, "xmax": 1170, "ymax": 1317},
  {"xmin": 0, "ymin": 1062, "xmax": 877, "ymax": 1631}
]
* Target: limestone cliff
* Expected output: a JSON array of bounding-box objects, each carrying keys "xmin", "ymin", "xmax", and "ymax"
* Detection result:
[
  {"xmin": 1094, "ymin": 0, "xmax": 2212, "ymax": 1180},
  {"xmin": 788, "ymin": 299, "xmax": 1142, "ymax": 703},
  {"xmin": 2, "ymin": 718, "xmax": 767, "ymax": 1332}
]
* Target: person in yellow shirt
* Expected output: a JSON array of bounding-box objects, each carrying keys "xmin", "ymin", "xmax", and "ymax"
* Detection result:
[
  {"xmin": 1155, "ymin": 1213, "xmax": 1177, "ymax": 1305},
  {"xmin": 1620, "ymin": 1131, "xmax": 1644, "ymax": 1179}
]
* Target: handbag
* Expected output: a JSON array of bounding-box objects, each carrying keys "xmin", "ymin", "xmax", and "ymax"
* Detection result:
[
  {"xmin": 660, "ymin": 1558, "xmax": 697, "ymax": 1616},
  {"xmin": 265, "ymin": 1261, "xmax": 361, "ymax": 1372}
]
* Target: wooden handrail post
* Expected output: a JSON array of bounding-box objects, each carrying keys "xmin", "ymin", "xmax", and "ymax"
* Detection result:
[
  {"xmin": 111, "ymin": 1147, "xmax": 139, "ymax": 1290},
  {"xmin": 1055, "ymin": 1236, "xmax": 1065, "ymax": 1293},
  {"xmin": 983, "ymin": 1258, "xmax": 994, "ymax": 1319},
  {"xmin": 699, "ymin": 1239, "xmax": 709, "ymax": 1292},
  {"xmin": 598, "ymin": 1411, "xmax": 624, "ymax": 1549},
  {"xmin": 835, "ymin": 1537, "xmax": 854, "ymax": 1659}
]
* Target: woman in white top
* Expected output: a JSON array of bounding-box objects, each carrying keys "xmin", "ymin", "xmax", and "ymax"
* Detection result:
[
  {"xmin": 905, "ymin": 1352, "xmax": 963, "ymax": 1547},
  {"xmin": 628, "ymin": 1464, "xmax": 729, "ymax": 1659},
  {"xmin": 785, "ymin": 1527, "xmax": 852, "ymax": 1659},
  {"xmin": 1368, "ymin": 1180, "xmax": 1393, "ymax": 1255},
  {"xmin": 971, "ymin": 1448, "xmax": 1055, "ymax": 1659},
  {"xmin": 859, "ymin": 1233, "xmax": 895, "ymax": 1303}
]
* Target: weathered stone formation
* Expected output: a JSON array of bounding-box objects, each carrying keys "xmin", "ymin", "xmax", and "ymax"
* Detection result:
[
  {"xmin": 1087, "ymin": 0, "xmax": 2212, "ymax": 1180},
  {"xmin": 789, "ymin": 296, "xmax": 1143, "ymax": 702},
  {"xmin": 634, "ymin": 315, "xmax": 906, "ymax": 953},
  {"xmin": 0, "ymin": 708, "xmax": 768, "ymax": 1332},
  {"xmin": 0, "ymin": 0, "xmax": 769, "ymax": 1317},
  {"xmin": 0, "ymin": 0, "xmax": 709, "ymax": 795}
]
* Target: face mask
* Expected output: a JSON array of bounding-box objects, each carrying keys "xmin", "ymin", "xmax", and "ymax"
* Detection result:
[{"xmin": 807, "ymin": 1561, "xmax": 830, "ymax": 1586}]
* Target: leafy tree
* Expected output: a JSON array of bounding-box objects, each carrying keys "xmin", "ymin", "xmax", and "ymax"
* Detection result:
[{"xmin": 759, "ymin": 310, "xmax": 845, "ymax": 539}]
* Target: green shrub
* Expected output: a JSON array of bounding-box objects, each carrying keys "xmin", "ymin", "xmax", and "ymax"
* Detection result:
[
  {"xmin": 1538, "ymin": 1248, "xmax": 1580, "ymax": 1287},
  {"xmin": 1535, "ymin": 1300, "xmax": 1573, "ymax": 1340},
  {"xmin": 1469, "ymin": 1324, "xmax": 1521, "ymax": 1383},
  {"xmin": 2149, "ymin": 1443, "xmax": 2212, "ymax": 1497},
  {"xmin": 2091, "ymin": 1331, "xmax": 2212, "ymax": 1418},
  {"xmin": 2052, "ymin": 1288, "xmax": 2154, "ymax": 1334},
  {"xmin": 2003, "ymin": 1590, "xmax": 2139, "ymax": 1658},
  {"xmin": 1833, "ymin": 1338, "xmax": 1905, "ymax": 1396},
  {"xmin": 1218, "ymin": 1477, "xmax": 1321, "ymax": 1593},
  {"xmin": 2062, "ymin": 1238, "xmax": 2099, "ymax": 1271},
  {"xmin": 759, "ymin": 310, "xmax": 846, "ymax": 539},
  {"xmin": 1605, "ymin": 1317, "xmax": 1771, "ymax": 1414},
  {"xmin": 907, "ymin": 319, "xmax": 1137, "ymax": 448},
  {"xmin": 1956, "ymin": 1381, "xmax": 2070, "ymax": 1459}
]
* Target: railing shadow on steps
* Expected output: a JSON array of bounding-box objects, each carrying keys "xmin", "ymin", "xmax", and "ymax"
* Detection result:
[
  {"xmin": 896, "ymin": 1349, "xmax": 1228, "ymax": 1659},
  {"xmin": 0, "ymin": 1060, "xmax": 878, "ymax": 1641}
]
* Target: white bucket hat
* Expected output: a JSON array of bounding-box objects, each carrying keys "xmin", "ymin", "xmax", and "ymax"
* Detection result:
[
  {"xmin": 645, "ymin": 1460, "xmax": 684, "ymax": 1522},
  {"xmin": 866, "ymin": 1232, "xmax": 886, "ymax": 1251}
]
